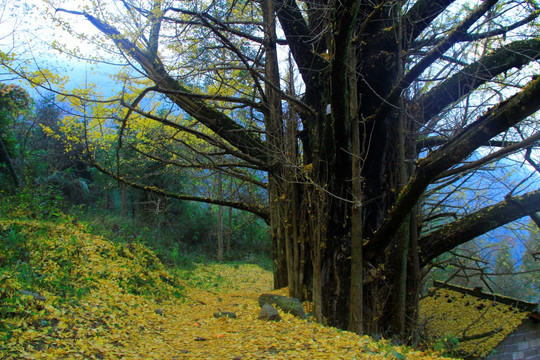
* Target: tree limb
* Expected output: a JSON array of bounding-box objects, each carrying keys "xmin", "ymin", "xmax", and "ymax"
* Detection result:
[
  {"xmin": 415, "ymin": 38, "xmax": 540, "ymax": 129},
  {"xmin": 368, "ymin": 0, "xmax": 498, "ymax": 124},
  {"xmin": 437, "ymin": 132, "xmax": 540, "ymax": 180},
  {"xmin": 365, "ymin": 76, "xmax": 540, "ymax": 260},
  {"xmin": 417, "ymin": 137, "xmax": 535, "ymax": 151},
  {"xmin": 129, "ymin": 144, "xmax": 268, "ymax": 189},
  {"xmin": 273, "ymin": 0, "xmax": 328, "ymax": 90},
  {"xmin": 419, "ymin": 189, "xmax": 540, "ymax": 267},
  {"xmin": 525, "ymin": 147, "xmax": 540, "ymax": 174},
  {"xmin": 89, "ymin": 157, "xmax": 270, "ymax": 221},
  {"xmin": 155, "ymin": 88, "xmax": 266, "ymax": 111},
  {"xmin": 119, "ymin": 99, "xmax": 268, "ymax": 169},
  {"xmin": 166, "ymin": 7, "xmax": 281, "ymax": 45},
  {"xmin": 55, "ymin": 8, "xmax": 269, "ymax": 164},
  {"xmin": 403, "ymin": 0, "xmax": 456, "ymax": 45},
  {"xmin": 413, "ymin": 11, "xmax": 540, "ymax": 48}
]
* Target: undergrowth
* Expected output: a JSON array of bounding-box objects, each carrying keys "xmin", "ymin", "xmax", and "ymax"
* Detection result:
[{"xmin": 70, "ymin": 205, "xmax": 273, "ymax": 272}]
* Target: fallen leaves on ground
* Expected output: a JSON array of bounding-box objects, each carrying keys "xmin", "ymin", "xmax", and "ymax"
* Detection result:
[
  {"xmin": 420, "ymin": 287, "xmax": 530, "ymax": 358},
  {"xmin": 1, "ymin": 218, "xmax": 451, "ymax": 359}
]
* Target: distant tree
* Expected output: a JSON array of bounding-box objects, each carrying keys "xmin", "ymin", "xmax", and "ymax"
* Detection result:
[
  {"xmin": 0, "ymin": 83, "xmax": 30, "ymax": 188},
  {"xmin": 491, "ymin": 241, "xmax": 520, "ymax": 296},
  {"xmin": 20, "ymin": 98, "xmax": 93, "ymax": 202},
  {"xmin": 515, "ymin": 220, "xmax": 540, "ymax": 302},
  {"xmin": 17, "ymin": 0, "xmax": 540, "ymax": 338},
  {"xmin": 426, "ymin": 217, "xmax": 540, "ymax": 303}
]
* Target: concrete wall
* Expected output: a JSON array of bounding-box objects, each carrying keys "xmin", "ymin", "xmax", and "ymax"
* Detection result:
[{"xmin": 486, "ymin": 319, "xmax": 540, "ymax": 360}]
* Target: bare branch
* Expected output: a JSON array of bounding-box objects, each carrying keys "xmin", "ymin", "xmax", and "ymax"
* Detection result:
[
  {"xmin": 437, "ymin": 132, "xmax": 540, "ymax": 180},
  {"xmin": 419, "ymin": 189, "xmax": 540, "ymax": 267},
  {"xmin": 415, "ymin": 38, "xmax": 540, "ymax": 128},
  {"xmin": 366, "ymin": 76, "xmax": 540, "ymax": 260},
  {"xmin": 414, "ymin": 11, "xmax": 540, "ymax": 48},
  {"xmin": 368, "ymin": 0, "xmax": 498, "ymax": 124},
  {"xmin": 129, "ymin": 144, "xmax": 268, "ymax": 189},
  {"xmin": 403, "ymin": 0, "xmax": 456, "ymax": 45},
  {"xmin": 119, "ymin": 100, "xmax": 268, "ymax": 169},
  {"xmin": 89, "ymin": 156, "xmax": 270, "ymax": 221}
]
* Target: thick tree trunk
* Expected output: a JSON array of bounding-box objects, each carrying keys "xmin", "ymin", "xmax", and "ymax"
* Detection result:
[
  {"xmin": 283, "ymin": 110, "xmax": 304, "ymax": 300},
  {"xmin": 390, "ymin": 2, "xmax": 409, "ymax": 335},
  {"xmin": 262, "ymin": 0, "xmax": 288, "ymax": 289},
  {"xmin": 271, "ymin": 213, "xmax": 288, "ymax": 289},
  {"xmin": 269, "ymin": 0, "xmax": 405, "ymax": 333},
  {"xmin": 268, "ymin": 0, "xmax": 447, "ymax": 337},
  {"xmin": 348, "ymin": 46, "xmax": 363, "ymax": 333}
]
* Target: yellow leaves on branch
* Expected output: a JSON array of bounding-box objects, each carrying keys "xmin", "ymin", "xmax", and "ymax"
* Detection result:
[
  {"xmin": 27, "ymin": 68, "xmax": 68, "ymax": 88},
  {"xmin": 0, "ymin": 50, "xmax": 15, "ymax": 64}
]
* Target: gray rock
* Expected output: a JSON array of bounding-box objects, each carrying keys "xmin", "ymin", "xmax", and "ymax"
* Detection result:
[
  {"xmin": 258, "ymin": 303, "xmax": 281, "ymax": 321},
  {"xmin": 19, "ymin": 290, "xmax": 46, "ymax": 301},
  {"xmin": 258, "ymin": 294, "xmax": 306, "ymax": 319},
  {"xmin": 213, "ymin": 309, "xmax": 237, "ymax": 319}
]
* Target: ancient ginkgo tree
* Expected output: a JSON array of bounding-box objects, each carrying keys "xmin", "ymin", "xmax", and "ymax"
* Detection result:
[{"xmin": 27, "ymin": 0, "xmax": 540, "ymax": 336}]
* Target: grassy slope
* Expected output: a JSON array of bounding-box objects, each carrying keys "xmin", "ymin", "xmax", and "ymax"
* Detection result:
[{"xmin": 0, "ymin": 216, "xmax": 451, "ymax": 359}]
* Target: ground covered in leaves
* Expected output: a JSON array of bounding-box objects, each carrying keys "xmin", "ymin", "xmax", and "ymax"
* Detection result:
[
  {"xmin": 1, "ymin": 216, "xmax": 451, "ymax": 359},
  {"xmin": 420, "ymin": 286, "xmax": 531, "ymax": 358}
]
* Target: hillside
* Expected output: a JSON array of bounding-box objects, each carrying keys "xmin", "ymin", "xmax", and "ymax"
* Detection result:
[{"xmin": 0, "ymin": 216, "xmax": 450, "ymax": 359}]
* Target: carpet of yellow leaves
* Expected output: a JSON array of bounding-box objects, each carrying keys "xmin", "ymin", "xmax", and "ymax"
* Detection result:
[
  {"xmin": 419, "ymin": 287, "xmax": 530, "ymax": 358},
  {"xmin": 1, "ymin": 219, "xmax": 451, "ymax": 359}
]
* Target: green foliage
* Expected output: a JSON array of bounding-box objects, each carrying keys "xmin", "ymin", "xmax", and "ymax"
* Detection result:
[
  {"xmin": 0, "ymin": 223, "xmax": 40, "ymax": 330},
  {"xmin": 0, "ymin": 200, "xmax": 185, "ymax": 342},
  {"xmin": 0, "ymin": 184, "xmax": 66, "ymax": 220},
  {"xmin": 0, "ymin": 83, "xmax": 30, "ymax": 142},
  {"xmin": 0, "ymin": 83, "xmax": 31, "ymax": 189},
  {"xmin": 431, "ymin": 336, "xmax": 460, "ymax": 357},
  {"xmin": 73, "ymin": 196, "xmax": 272, "ymax": 269},
  {"xmin": 0, "ymin": 223, "xmax": 28, "ymax": 265}
]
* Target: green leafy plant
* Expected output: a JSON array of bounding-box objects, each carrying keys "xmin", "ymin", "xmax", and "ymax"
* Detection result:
[{"xmin": 432, "ymin": 335, "xmax": 460, "ymax": 357}]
